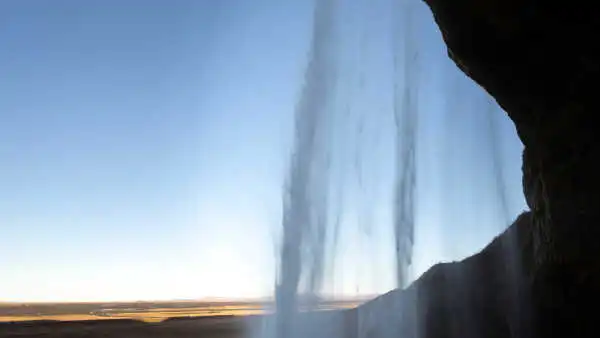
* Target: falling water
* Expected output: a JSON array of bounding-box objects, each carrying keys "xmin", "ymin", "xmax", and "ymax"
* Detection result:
[
  {"xmin": 392, "ymin": 0, "xmax": 418, "ymax": 290},
  {"xmin": 251, "ymin": 0, "xmax": 525, "ymax": 337},
  {"xmin": 272, "ymin": 0, "xmax": 338, "ymax": 337}
]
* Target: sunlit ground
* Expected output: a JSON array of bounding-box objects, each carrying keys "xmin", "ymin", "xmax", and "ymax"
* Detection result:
[{"xmin": 0, "ymin": 301, "xmax": 361, "ymax": 323}]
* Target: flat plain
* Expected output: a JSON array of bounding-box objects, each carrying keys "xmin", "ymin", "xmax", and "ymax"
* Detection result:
[{"xmin": 0, "ymin": 300, "xmax": 360, "ymax": 338}]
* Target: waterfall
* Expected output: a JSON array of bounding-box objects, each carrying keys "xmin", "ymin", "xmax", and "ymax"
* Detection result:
[
  {"xmin": 273, "ymin": 0, "xmax": 337, "ymax": 337},
  {"xmin": 392, "ymin": 0, "xmax": 418, "ymax": 290},
  {"xmin": 250, "ymin": 0, "xmax": 524, "ymax": 337}
]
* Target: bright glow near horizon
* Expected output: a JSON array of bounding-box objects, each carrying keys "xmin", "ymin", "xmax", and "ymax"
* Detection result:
[{"xmin": 0, "ymin": 0, "xmax": 526, "ymax": 302}]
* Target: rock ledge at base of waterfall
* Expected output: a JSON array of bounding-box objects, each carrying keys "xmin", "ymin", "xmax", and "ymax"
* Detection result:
[{"xmin": 344, "ymin": 211, "xmax": 533, "ymax": 338}]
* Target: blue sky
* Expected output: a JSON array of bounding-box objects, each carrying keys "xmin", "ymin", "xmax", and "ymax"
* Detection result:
[{"xmin": 0, "ymin": 0, "xmax": 526, "ymax": 302}]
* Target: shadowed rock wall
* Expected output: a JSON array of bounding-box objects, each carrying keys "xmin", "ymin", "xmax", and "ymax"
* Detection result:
[
  {"xmin": 421, "ymin": 1, "xmax": 600, "ymax": 336},
  {"xmin": 350, "ymin": 2, "xmax": 600, "ymax": 337}
]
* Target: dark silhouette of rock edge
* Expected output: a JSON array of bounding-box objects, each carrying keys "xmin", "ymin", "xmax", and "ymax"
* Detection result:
[{"xmin": 350, "ymin": 1, "xmax": 600, "ymax": 337}]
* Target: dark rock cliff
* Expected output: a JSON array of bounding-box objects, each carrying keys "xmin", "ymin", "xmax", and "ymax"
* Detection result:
[
  {"xmin": 421, "ymin": 0, "xmax": 600, "ymax": 336},
  {"xmin": 348, "ymin": 212, "xmax": 533, "ymax": 338},
  {"xmin": 349, "ymin": 1, "xmax": 600, "ymax": 337}
]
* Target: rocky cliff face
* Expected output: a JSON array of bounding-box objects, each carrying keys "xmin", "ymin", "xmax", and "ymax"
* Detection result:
[
  {"xmin": 421, "ymin": 0, "xmax": 600, "ymax": 337},
  {"xmin": 348, "ymin": 212, "xmax": 533, "ymax": 338},
  {"xmin": 350, "ymin": 1, "xmax": 600, "ymax": 337},
  {"xmin": 422, "ymin": 0, "xmax": 600, "ymax": 264}
]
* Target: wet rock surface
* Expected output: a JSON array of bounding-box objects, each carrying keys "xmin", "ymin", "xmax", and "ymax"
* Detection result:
[
  {"xmin": 352, "ymin": 1, "xmax": 600, "ymax": 337},
  {"xmin": 350, "ymin": 212, "xmax": 533, "ymax": 338}
]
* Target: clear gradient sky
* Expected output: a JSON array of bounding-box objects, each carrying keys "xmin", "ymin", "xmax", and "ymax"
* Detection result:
[{"xmin": 0, "ymin": 0, "xmax": 527, "ymax": 302}]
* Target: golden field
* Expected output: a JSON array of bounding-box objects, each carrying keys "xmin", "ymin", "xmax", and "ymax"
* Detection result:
[{"xmin": 0, "ymin": 300, "xmax": 361, "ymax": 338}]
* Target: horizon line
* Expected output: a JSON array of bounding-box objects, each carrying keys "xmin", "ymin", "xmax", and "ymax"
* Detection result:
[{"xmin": 0, "ymin": 294, "xmax": 378, "ymax": 305}]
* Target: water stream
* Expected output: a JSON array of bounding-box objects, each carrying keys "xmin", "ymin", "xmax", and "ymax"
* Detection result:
[{"xmin": 251, "ymin": 0, "xmax": 525, "ymax": 337}]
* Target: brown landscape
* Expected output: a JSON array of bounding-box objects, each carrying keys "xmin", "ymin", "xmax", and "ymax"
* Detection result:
[{"xmin": 0, "ymin": 300, "xmax": 361, "ymax": 337}]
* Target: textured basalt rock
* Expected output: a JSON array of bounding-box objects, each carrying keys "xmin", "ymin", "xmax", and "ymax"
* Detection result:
[
  {"xmin": 349, "ymin": 1, "xmax": 600, "ymax": 337},
  {"xmin": 420, "ymin": 0, "xmax": 600, "ymax": 337},
  {"xmin": 348, "ymin": 212, "xmax": 533, "ymax": 338},
  {"xmin": 422, "ymin": 0, "xmax": 600, "ymax": 261}
]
